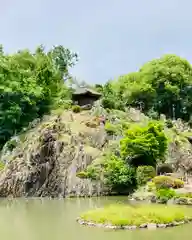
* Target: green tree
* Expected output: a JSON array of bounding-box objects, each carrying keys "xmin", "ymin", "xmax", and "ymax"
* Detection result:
[
  {"xmin": 102, "ymin": 54, "xmax": 192, "ymax": 121},
  {"xmin": 102, "ymin": 81, "xmax": 125, "ymax": 110},
  {"xmin": 48, "ymin": 45, "xmax": 78, "ymax": 80},
  {"xmin": 139, "ymin": 54, "xmax": 192, "ymax": 120},
  {"xmin": 0, "ymin": 44, "xmax": 77, "ymax": 148},
  {"xmin": 101, "ymin": 81, "xmax": 116, "ymax": 109}
]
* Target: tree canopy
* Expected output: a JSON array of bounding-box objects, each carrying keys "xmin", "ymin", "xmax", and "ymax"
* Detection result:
[
  {"xmin": 101, "ymin": 54, "xmax": 192, "ymax": 121},
  {"xmin": 0, "ymin": 45, "xmax": 77, "ymax": 148}
]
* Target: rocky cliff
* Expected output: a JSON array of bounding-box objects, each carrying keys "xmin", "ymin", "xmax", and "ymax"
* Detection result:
[
  {"xmin": 0, "ymin": 111, "xmax": 109, "ymax": 197},
  {"xmin": 0, "ymin": 107, "xmax": 192, "ymax": 198}
]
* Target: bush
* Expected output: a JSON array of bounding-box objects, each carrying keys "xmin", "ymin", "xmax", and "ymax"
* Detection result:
[
  {"xmin": 147, "ymin": 181, "xmax": 156, "ymax": 192},
  {"xmin": 157, "ymin": 164, "xmax": 173, "ymax": 175},
  {"xmin": 76, "ymin": 166, "xmax": 100, "ymax": 180},
  {"xmin": 147, "ymin": 109, "xmax": 159, "ymax": 120},
  {"xmin": 103, "ymin": 155, "xmax": 136, "ymax": 193},
  {"xmin": 174, "ymin": 178, "xmax": 185, "ymax": 189},
  {"xmin": 105, "ymin": 122, "xmax": 118, "ymax": 136},
  {"xmin": 76, "ymin": 171, "xmax": 88, "ymax": 179},
  {"xmin": 153, "ymin": 176, "xmax": 184, "ymax": 189},
  {"xmin": 136, "ymin": 166, "xmax": 156, "ymax": 186},
  {"xmin": 165, "ymin": 119, "xmax": 174, "ymax": 128},
  {"xmin": 121, "ymin": 121, "xmax": 168, "ymax": 167},
  {"xmin": 156, "ymin": 188, "xmax": 176, "ymax": 203},
  {"xmin": 72, "ymin": 105, "xmax": 81, "ymax": 113},
  {"xmin": 153, "ymin": 176, "xmax": 174, "ymax": 189}
]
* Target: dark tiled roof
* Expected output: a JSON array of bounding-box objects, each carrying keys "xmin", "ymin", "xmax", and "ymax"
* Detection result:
[{"xmin": 73, "ymin": 87, "xmax": 101, "ymax": 96}]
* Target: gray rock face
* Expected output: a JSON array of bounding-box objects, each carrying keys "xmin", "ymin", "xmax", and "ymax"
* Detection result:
[
  {"xmin": 147, "ymin": 223, "xmax": 157, "ymax": 230},
  {"xmin": 157, "ymin": 224, "xmax": 167, "ymax": 228},
  {"xmin": 0, "ymin": 114, "xmax": 109, "ymax": 198},
  {"xmin": 139, "ymin": 223, "xmax": 147, "ymax": 228},
  {"xmin": 172, "ymin": 221, "xmax": 180, "ymax": 226},
  {"xmin": 126, "ymin": 226, "xmax": 137, "ymax": 230}
]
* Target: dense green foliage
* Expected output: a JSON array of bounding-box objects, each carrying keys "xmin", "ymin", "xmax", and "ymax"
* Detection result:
[
  {"xmin": 78, "ymin": 120, "xmax": 168, "ymax": 194},
  {"xmin": 136, "ymin": 166, "xmax": 156, "ymax": 186},
  {"xmin": 104, "ymin": 122, "xmax": 119, "ymax": 136},
  {"xmin": 147, "ymin": 181, "xmax": 156, "ymax": 192},
  {"xmin": 156, "ymin": 188, "xmax": 176, "ymax": 203},
  {"xmin": 0, "ymin": 45, "xmax": 77, "ymax": 149},
  {"xmin": 120, "ymin": 121, "xmax": 168, "ymax": 167},
  {"xmin": 101, "ymin": 54, "xmax": 192, "ymax": 121},
  {"xmin": 103, "ymin": 155, "xmax": 136, "ymax": 193}
]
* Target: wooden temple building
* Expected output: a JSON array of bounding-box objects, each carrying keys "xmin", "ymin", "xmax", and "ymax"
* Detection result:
[{"xmin": 72, "ymin": 88, "xmax": 101, "ymax": 107}]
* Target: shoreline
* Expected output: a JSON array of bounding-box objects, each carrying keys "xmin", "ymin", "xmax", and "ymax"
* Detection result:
[{"xmin": 76, "ymin": 217, "xmax": 192, "ymax": 230}]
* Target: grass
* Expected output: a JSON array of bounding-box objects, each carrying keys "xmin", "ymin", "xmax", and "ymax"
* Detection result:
[{"xmin": 80, "ymin": 204, "xmax": 192, "ymax": 226}]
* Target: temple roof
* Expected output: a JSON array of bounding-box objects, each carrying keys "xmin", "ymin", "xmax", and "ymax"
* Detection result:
[{"xmin": 72, "ymin": 87, "xmax": 102, "ymax": 96}]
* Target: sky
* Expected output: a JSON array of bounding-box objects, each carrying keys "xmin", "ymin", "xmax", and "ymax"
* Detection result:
[{"xmin": 1, "ymin": 0, "xmax": 192, "ymax": 84}]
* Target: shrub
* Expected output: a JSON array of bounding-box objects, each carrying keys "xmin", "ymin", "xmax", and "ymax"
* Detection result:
[
  {"xmin": 153, "ymin": 176, "xmax": 174, "ymax": 189},
  {"xmin": 105, "ymin": 122, "xmax": 118, "ymax": 136},
  {"xmin": 86, "ymin": 166, "xmax": 100, "ymax": 180},
  {"xmin": 76, "ymin": 166, "xmax": 99, "ymax": 180},
  {"xmin": 156, "ymin": 188, "xmax": 176, "ymax": 203},
  {"xmin": 121, "ymin": 121, "xmax": 168, "ymax": 167},
  {"xmin": 174, "ymin": 178, "xmax": 184, "ymax": 189},
  {"xmin": 153, "ymin": 176, "xmax": 184, "ymax": 189},
  {"xmin": 157, "ymin": 164, "xmax": 173, "ymax": 175},
  {"xmin": 72, "ymin": 105, "xmax": 81, "ymax": 113},
  {"xmin": 165, "ymin": 119, "xmax": 174, "ymax": 128},
  {"xmin": 147, "ymin": 109, "xmax": 159, "ymax": 120},
  {"xmin": 147, "ymin": 181, "xmax": 156, "ymax": 192},
  {"xmin": 5, "ymin": 138, "xmax": 18, "ymax": 151},
  {"xmin": 103, "ymin": 155, "xmax": 136, "ymax": 193},
  {"xmin": 136, "ymin": 166, "xmax": 156, "ymax": 186},
  {"xmin": 76, "ymin": 171, "xmax": 88, "ymax": 179}
]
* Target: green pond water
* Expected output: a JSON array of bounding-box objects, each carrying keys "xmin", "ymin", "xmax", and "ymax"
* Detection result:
[{"xmin": 0, "ymin": 197, "xmax": 191, "ymax": 240}]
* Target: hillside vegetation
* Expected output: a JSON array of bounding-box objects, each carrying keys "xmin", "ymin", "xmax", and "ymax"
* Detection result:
[{"xmin": 0, "ymin": 45, "xmax": 192, "ymax": 197}]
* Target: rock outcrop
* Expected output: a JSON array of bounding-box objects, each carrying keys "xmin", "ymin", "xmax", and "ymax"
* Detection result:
[
  {"xmin": 0, "ymin": 111, "xmax": 109, "ymax": 197},
  {"xmin": 1, "ymin": 106, "xmax": 192, "ymax": 198}
]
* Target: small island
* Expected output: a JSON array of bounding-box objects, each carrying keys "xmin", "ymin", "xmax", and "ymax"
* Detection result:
[{"xmin": 77, "ymin": 204, "xmax": 192, "ymax": 230}]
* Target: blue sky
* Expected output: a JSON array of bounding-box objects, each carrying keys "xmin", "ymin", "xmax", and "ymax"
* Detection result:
[{"xmin": 1, "ymin": 0, "xmax": 192, "ymax": 83}]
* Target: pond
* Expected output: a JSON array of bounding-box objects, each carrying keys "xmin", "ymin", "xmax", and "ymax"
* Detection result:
[{"xmin": 0, "ymin": 197, "xmax": 191, "ymax": 240}]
